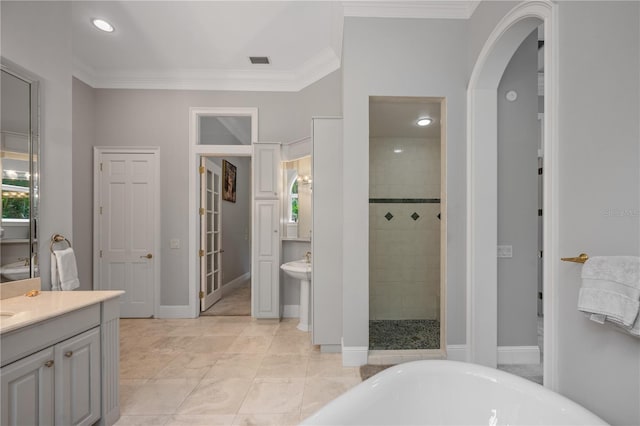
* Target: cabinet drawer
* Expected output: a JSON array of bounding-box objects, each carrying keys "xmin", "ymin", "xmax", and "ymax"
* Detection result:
[{"xmin": 1, "ymin": 305, "xmax": 100, "ymax": 367}]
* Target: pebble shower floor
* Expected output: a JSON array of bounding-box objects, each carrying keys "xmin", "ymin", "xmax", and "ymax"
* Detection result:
[{"xmin": 369, "ymin": 320, "xmax": 440, "ymax": 350}]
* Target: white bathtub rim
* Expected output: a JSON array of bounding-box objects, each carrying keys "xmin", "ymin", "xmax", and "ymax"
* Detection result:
[{"xmin": 302, "ymin": 360, "xmax": 608, "ymax": 426}]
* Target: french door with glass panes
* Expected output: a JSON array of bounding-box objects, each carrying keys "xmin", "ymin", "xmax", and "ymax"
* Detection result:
[{"xmin": 200, "ymin": 157, "xmax": 222, "ymax": 311}]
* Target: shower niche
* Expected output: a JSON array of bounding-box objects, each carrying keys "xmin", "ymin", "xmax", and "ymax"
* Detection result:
[{"xmin": 368, "ymin": 96, "xmax": 446, "ymax": 355}]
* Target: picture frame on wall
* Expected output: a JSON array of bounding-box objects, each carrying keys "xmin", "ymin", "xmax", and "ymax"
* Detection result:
[{"xmin": 222, "ymin": 160, "xmax": 237, "ymax": 203}]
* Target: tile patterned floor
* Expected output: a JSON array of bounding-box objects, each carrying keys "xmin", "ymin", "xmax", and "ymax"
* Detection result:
[
  {"xmin": 369, "ymin": 319, "xmax": 440, "ymax": 350},
  {"xmin": 116, "ymin": 317, "xmax": 361, "ymax": 426},
  {"xmin": 200, "ymin": 280, "xmax": 251, "ymax": 316}
]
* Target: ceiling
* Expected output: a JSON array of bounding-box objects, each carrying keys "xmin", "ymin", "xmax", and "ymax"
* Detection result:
[
  {"xmin": 369, "ymin": 96, "xmax": 442, "ymax": 139},
  {"xmin": 71, "ymin": 1, "xmax": 479, "ymax": 92}
]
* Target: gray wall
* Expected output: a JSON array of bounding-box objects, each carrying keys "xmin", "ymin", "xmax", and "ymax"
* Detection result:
[
  {"xmin": 73, "ymin": 71, "xmax": 341, "ymax": 306},
  {"xmin": 556, "ymin": 2, "xmax": 640, "ymax": 424},
  {"xmin": 2, "ymin": 1, "xmax": 73, "ymax": 290},
  {"xmin": 72, "ymin": 78, "xmax": 95, "ymax": 290},
  {"xmin": 342, "ymin": 17, "xmax": 468, "ymax": 347},
  {"xmin": 496, "ymin": 31, "xmax": 538, "ymax": 347}
]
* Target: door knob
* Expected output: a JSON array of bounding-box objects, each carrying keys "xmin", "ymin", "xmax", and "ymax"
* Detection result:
[{"xmin": 141, "ymin": 253, "xmax": 153, "ymax": 259}]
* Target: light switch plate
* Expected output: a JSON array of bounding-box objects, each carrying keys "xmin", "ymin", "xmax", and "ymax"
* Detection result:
[
  {"xmin": 497, "ymin": 245, "xmax": 513, "ymax": 258},
  {"xmin": 170, "ymin": 238, "xmax": 180, "ymax": 249}
]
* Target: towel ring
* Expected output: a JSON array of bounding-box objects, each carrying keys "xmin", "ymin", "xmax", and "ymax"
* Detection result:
[{"xmin": 50, "ymin": 234, "xmax": 72, "ymax": 253}]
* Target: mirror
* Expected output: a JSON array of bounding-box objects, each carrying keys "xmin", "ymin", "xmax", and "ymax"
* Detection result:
[
  {"xmin": 1, "ymin": 64, "xmax": 40, "ymax": 283},
  {"xmin": 282, "ymin": 156, "xmax": 311, "ymax": 241}
]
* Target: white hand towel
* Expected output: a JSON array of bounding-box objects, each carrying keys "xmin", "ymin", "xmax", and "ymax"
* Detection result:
[
  {"xmin": 50, "ymin": 252, "xmax": 62, "ymax": 291},
  {"xmin": 53, "ymin": 248, "xmax": 80, "ymax": 291},
  {"xmin": 578, "ymin": 256, "xmax": 640, "ymax": 336}
]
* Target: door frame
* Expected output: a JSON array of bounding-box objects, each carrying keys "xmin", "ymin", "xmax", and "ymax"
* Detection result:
[
  {"xmin": 466, "ymin": 0, "xmax": 558, "ymax": 388},
  {"xmin": 188, "ymin": 107, "xmax": 258, "ymax": 318},
  {"xmin": 93, "ymin": 146, "xmax": 161, "ymax": 316}
]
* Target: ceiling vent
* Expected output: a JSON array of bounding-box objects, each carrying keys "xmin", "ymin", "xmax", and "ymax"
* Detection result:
[{"xmin": 249, "ymin": 56, "xmax": 270, "ymax": 65}]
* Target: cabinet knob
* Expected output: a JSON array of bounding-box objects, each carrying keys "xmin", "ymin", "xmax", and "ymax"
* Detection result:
[
  {"xmin": 274, "ymin": 230, "xmax": 278, "ymax": 233},
  {"xmin": 65, "ymin": 351, "xmax": 73, "ymax": 358},
  {"xmin": 44, "ymin": 360, "xmax": 54, "ymax": 368}
]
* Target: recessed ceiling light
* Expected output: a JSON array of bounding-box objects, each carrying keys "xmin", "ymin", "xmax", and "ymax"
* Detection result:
[
  {"xmin": 92, "ymin": 18, "xmax": 114, "ymax": 33},
  {"xmin": 417, "ymin": 117, "xmax": 432, "ymax": 127},
  {"xmin": 393, "ymin": 148, "xmax": 403, "ymax": 154}
]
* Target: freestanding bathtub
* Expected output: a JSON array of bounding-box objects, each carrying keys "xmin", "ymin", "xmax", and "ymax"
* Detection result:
[{"xmin": 301, "ymin": 360, "xmax": 607, "ymax": 425}]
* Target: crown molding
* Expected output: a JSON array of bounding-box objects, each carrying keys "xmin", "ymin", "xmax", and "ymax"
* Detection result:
[
  {"xmin": 73, "ymin": 49, "xmax": 340, "ymax": 92},
  {"xmin": 342, "ymin": 1, "xmax": 481, "ymax": 20}
]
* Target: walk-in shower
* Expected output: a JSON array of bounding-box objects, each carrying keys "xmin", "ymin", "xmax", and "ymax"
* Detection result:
[{"xmin": 368, "ymin": 96, "xmax": 445, "ymax": 351}]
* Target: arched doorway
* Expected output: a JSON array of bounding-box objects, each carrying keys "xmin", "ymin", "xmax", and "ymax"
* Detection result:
[{"xmin": 466, "ymin": 1, "xmax": 558, "ymax": 388}]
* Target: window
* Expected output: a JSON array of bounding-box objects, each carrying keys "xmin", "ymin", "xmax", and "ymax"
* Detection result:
[
  {"xmin": 2, "ymin": 178, "xmax": 30, "ymax": 219},
  {"xmin": 290, "ymin": 178, "xmax": 299, "ymax": 223}
]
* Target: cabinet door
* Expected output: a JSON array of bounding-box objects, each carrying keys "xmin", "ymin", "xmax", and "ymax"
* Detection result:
[
  {"xmin": 254, "ymin": 143, "xmax": 281, "ymax": 199},
  {"xmin": 55, "ymin": 328, "xmax": 101, "ymax": 426},
  {"xmin": 1, "ymin": 347, "xmax": 55, "ymax": 426},
  {"xmin": 253, "ymin": 200, "xmax": 280, "ymax": 318}
]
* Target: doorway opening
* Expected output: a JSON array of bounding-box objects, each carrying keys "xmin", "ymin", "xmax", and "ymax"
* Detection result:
[
  {"xmin": 199, "ymin": 154, "xmax": 252, "ymax": 316},
  {"xmin": 188, "ymin": 107, "xmax": 257, "ymax": 318},
  {"xmin": 495, "ymin": 25, "xmax": 545, "ymax": 384},
  {"xmin": 466, "ymin": 1, "xmax": 556, "ymax": 388},
  {"xmin": 367, "ymin": 96, "xmax": 447, "ymax": 361}
]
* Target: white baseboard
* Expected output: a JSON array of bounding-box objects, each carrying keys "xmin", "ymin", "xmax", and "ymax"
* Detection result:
[
  {"xmin": 282, "ymin": 305, "xmax": 299, "ymax": 318},
  {"xmin": 341, "ymin": 338, "xmax": 368, "ymax": 367},
  {"xmin": 222, "ymin": 272, "xmax": 251, "ymax": 294},
  {"xmin": 446, "ymin": 344, "xmax": 468, "ymax": 362},
  {"xmin": 498, "ymin": 345, "xmax": 541, "ymax": 365},
  {"xmin": 156, "ymin": 305, "xmax": 194, "ymax": 318}
]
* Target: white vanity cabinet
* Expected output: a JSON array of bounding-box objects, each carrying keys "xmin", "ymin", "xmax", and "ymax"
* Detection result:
[
  {"xmin": 1, "ymin": 346, "xmax": 55, "ymax": 426},
  {"xmin": 254, "ymin": 143, "xmax": 281, "ymax": 199},
  {"xmin": 55, "ymin": 327, "xmax": 101, "ymax": 426},
  {"xmin": 1, "ymin": 327, "xmax": 100, "ymax": 426},
  {"xmin": 252, "ymin": 142, "xmax": 281, "ymax": 318},
  {"xmin": 0, "ymin": 293, "xmax": 121, "ymax": 426}
]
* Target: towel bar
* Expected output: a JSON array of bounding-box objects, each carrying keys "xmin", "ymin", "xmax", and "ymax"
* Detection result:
[
  {"xmin": 561, "ymin": 253, "xmax": 589, "ymax": 263},
  {"xmin": 50, "ymin": 234, "xmax": 72, "ymax": 253}
]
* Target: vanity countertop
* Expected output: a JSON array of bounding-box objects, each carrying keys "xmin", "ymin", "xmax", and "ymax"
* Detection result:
[{"xmin": 0, "ymin": 290, "xmax": 124, "ymax": 335}]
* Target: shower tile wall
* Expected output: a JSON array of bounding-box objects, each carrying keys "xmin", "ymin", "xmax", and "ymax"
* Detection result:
[{"xmin": 369, "ymin": 137, "xmax": 440, "ymax": 320}]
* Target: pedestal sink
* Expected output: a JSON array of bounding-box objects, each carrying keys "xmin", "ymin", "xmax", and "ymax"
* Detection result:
[{"xmin": 281, "ymin": 259, "xmax": 312, "ymax": 331}]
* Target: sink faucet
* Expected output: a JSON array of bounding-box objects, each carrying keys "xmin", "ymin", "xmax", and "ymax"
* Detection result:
[
  {"xmin": 305, "ymin": 251, "xmax": 311, "ymax": 263},
  {"xmin": 18, "ymin": 257, "xmax": 29, "ymax": 266}
]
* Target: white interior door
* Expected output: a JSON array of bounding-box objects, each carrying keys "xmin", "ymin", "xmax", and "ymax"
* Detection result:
[
  {"xmin": 200, "ymin": 157, "xmax": 222, "ymax": 311},
  {"xmin": 95, "ymin": 150, "xmax": 158, "ymax": 318}
]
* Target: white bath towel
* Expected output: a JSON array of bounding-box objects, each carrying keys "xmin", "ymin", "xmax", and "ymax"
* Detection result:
[
  {"xmin": 52, "ymin": 248, "xmax": 80, "ymax": 291},
  {"xmin": 578, "ymin": 256, "xmax": 640, "ymax": 336},
  {"xmin": 50, "ymin": 252, "xmax": 62, "ymax": 291}
]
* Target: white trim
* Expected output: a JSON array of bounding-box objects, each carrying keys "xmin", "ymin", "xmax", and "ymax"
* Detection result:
[
  {"xmin": 466, "ymin": 0, "xmax": 556, "ymax": 385},
  {"xmin": 156, "ymin": 305, "xmax": 193, "ymax": 319},
  {"xmin": 73, "ymin": 50, "xmax": 340, "ymax": 92},
  {"xmin": 222, "ymin": 272, "xmax": 251, "ymax": 294},
  {"xmin": 543, "ymin": 3, "xmax": 560, "ymax": 391},
  {"xmin": 446, "ymin": 344, "xmax": 468, "ymax": 362},
  {"xmin": 189, "ymin": 107, "xmax": 258, "ymax": 319},
  {"xmin": 368, "ymin": 349, "xmax": 445, "ymax": 366},
  {"xmin": 281, "ymin": 136, "xmax": 312, "ymax": 161},
  {"xmin": 93, "ymin": 147, "xmax": 161, "ymax": 318},
  {"xmin": 342, "ymin": 1, "xmax": 480, "ymax": 19},
  {"xmin": 497, "ymin": 346, "xmax": 541, "ymax": 365},
  {"xmin": 282, "ymin": 305, "xmax": 300, "ymax": 318},
  {"xmin": 341, "ymin": 338, "xmax": 368, "ymax": 367}
]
